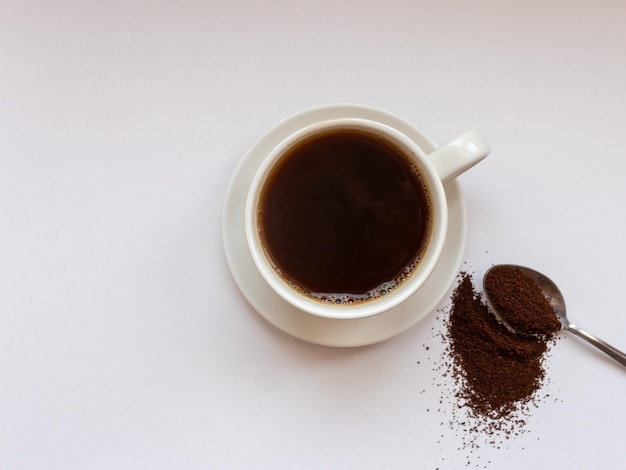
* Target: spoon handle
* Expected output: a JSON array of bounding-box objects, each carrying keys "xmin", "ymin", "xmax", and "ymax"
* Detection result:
[{"xmin": 565, "ymin": 324, "xmax": 626, "ymax": 367}]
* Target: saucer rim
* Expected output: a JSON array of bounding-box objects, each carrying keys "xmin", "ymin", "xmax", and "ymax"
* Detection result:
[{"xmin": 222, "ymin": 103, "xmax": 467, "ymax": 347}]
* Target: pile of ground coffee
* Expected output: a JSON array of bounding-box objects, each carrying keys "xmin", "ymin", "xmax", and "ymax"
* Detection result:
[
  {"xmin": 448, "ymin": 273, "xmax": 552, "ymax": 418},
  {"xmin": 428, "ymin": 269, "xmax": 561, "ymax": 462},
  {"xmin": 483, "ymin": 265, "xmax": 561, "ymax": 336}
]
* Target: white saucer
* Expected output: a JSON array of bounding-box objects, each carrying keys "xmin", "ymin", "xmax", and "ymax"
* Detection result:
[{"xmin": 222, "ymin": 104, "xmax": 467, "ymax": 347}]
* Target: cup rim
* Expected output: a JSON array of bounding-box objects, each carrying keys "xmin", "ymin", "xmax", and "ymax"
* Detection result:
[{"xmin": 244, "ymin": 116, "xmax": 448, "ymax": 320}]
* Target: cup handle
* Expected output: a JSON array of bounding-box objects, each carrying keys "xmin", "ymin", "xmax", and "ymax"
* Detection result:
[{"xmin": 427, "ymin": 130, "xmax": 490, "ymax": 184}]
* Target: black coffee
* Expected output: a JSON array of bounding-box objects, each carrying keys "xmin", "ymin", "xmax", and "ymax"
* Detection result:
[{"xmin": 258, "ymin": 127, "xmax": 433, "ymax": 304}]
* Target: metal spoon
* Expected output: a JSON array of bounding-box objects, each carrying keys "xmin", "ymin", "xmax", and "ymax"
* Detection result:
[{"xmin": 483, "ymin": 264, "xmax": 626, "ymax": 367}]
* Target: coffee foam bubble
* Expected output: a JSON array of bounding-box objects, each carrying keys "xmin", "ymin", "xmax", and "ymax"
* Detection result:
[{"xmin": 274, "ymin": 256, "xmax": 424, "ymax": 306}]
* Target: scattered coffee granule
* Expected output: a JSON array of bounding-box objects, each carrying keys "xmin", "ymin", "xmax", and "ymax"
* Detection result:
[
  {"xmin": 428, "ymin": 271, "xmax": 560, "ymax": 464},
  {"xmin": 484, "ymin": 265, "xmax": 561, "ymax": 336}
]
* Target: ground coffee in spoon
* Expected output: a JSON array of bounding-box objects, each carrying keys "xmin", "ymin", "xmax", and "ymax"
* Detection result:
[{"xmin": 484, "ymin": 265, "xmax": 561, "ymax": 336}]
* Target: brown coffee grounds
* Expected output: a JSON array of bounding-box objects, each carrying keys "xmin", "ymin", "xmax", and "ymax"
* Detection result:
[
  {"xmin": 448, "ymin": 273, "xmax": 550, "ymax": 418},
  {"xmin": 484, "ymin": 265, "xmax": 561, "ymax": 336},
  {"xmin": 426, "ymin": 270, "xmax": 560, "ymax": 465}
]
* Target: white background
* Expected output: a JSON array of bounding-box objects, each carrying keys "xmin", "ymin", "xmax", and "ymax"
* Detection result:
[{"xmin": 2, "ymin": 1, "xmax": 625, "ymax": 469}]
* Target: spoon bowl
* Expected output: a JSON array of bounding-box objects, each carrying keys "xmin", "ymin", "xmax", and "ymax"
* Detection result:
[{"xmin": 483, "ymin": 264, "xmax": 626, "ymax": 367}]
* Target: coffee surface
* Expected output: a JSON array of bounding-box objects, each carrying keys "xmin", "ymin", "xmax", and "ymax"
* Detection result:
[{"xmin": 258, "ymin": 128, "xmax": 432, "ymax": 302}]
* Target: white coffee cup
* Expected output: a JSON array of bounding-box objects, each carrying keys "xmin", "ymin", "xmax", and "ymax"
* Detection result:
[{"xmin": 244, "ymin": 106, "xmax": 489, "ymax": 320}]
